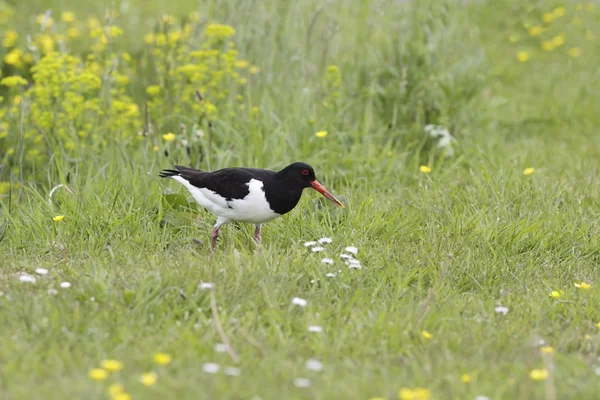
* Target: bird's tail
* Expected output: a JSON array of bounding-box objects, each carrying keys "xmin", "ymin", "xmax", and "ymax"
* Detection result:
[{"xmin": 159, "ymin": 165, "xmax": 199, "ymax": 178}]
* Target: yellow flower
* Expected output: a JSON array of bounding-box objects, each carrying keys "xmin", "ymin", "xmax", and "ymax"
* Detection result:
[
  {"xmin": 529, "ymin": 368, "xmax": 549, "ymax": 381},
  {"xmin": 114, "ymin": 393, "xmax": 132, "ymax": 400},
  {"xmin": 36, "ymin": 14, "xmax": 54, "ymax": 28},
  {"xmin": 568, "ymin": 47, "xmax": 582, "ymax": 57},
  {"xmin": 67, "ymin": 27, "xmax": 81, "ymax": 39},
  {"xmin": 419, "ymin": 165, "xmax": 432, "ymax": 174},
  {"xmin": 369, "ymin": 398, "xmax": 385, "ymax": 400},
  {"xmin": 154, "ymin": 352, "xmax": 173, "ymax": 365},
  {"xmin": 315, "ymin": 130, "xmax": 328, "ymax": 138},
  {"xmin": 108, "ymin": 383, "xmax": 124, "ymax": 397},
  {"xmin": 89, "ymin": 368, "xmax": 108, "ymax": 380},
  {"xmin": 146, "ymin": 85, "xmax": 161, "ymax": 96},
  {"xmin": 528, "ymin": 26, "xmax": 543, "ymax": 36},
  {"xmin": 144, "ymin": 33, "xmax": 155, "ymax": 44},
  {"xmin": 52, "ymin": 215, "xmax": 65, "ymax": 222},
  {"xmin": 235, "ymin": 60, "xmax": 249, "ymax": 69},
  {"xmin": 108, "ymin": 26, "xmax": 124, "ymax": 37},
  {"xmin": 551, "ymin": 34, "xmax": 565, "ymax": 47},
  {"xmin": 2, "ymin": 30, "xmax": 18, "ymax": 47},
  {"xmin": 541, "ymin": 41, "xmax": 555, "ymax": 51},
  {"xmin": 585, "ymin": 2, "xmax": 595, "ymax": 11},
  {"xmin": 585, "ymin": 31, "xmax": 596, "ymax": 40},
  {"xmin": 509, "ymin": 35, "xmax": 519, "ymax": 43},
  {"xmin": 61, "ymin": 12, "xmax": 76, "ymax": 22},
  {"xmin": 140, "ymin": 371, "xmax": 158, "ymax": 386},
  {"xmin": 542, "ymin": 13, "xmax": 555, "ymax": 23},
  {"xmin": 399, "ymin": 387, "xmax": 431, "ymax": 400},
  {"xmin": 552, "ymin": 7, "xmax": 565, "ymax": 17},
  {"xmin": 596, "ymin": 322, "xmax": 600, "ymax": 328},
  {"xmin": 101, "ymin": 359, "xmax": 123, "ymax": 372},
  {"xmin": 249, "ymin": 66, "xmax": 260, "ymax": 74},
  {"xmin": 153, "ymin": 145, "xmax": 159, "ymax": 152},
  {"xmin": 549, "ymin": 290, "xmax": 561, "ymax": 298},
  {"xmin": 461, "ymin": 373, "xmax": 472, "ymax": 383},
  {"xmin": 189, "ymin": 11, "xmax": 201, "ymax": 22},
  {"xmin": 574, "ymin": 282, "xmax": 591, "ymax": 289},
  {"xmin": 162, "ymin": 133, "xmax": 176, "ymax": 142},
  {"xmin": 516, "ymin": 51, "xmax": 530, "ymax": 62},
  {"xmin": 87, "ymin": 17, "xmax": 100, "ymax": 29},
  {"xmin": 523, "ymin": 167, "xmax": 535, "ymax": 176},
  {"xmin": 421, "ymin": 330, "xmax": 433, "ymax": 339},
  {"xmin": 4, "ymin": 49, "xmax": 22, "ymax": 65},
  {"xmin": 584, "ymin": 334, "xmax": 592, "ymax": 340},
  {"xmin": 541, "ymin": 346, "xmax": 554, "ymax": 354}
]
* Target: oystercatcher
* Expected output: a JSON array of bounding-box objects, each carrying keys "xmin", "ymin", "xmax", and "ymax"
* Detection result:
[{"xmin": 159, "ymin": 162, "xmax": 344, "ymax": 249}]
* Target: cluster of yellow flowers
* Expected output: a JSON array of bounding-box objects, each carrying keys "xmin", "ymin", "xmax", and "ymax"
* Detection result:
[
  {"xmin": 512, "ymin": 3, "xmax": 596, "ymax": 62},
  {"xmin": 88, "ymin": 353, "xmax": 172, "ymax": 399},
  {"xmin": 0, "ymin": 8, "xmax": 260, "ymax": 188}
]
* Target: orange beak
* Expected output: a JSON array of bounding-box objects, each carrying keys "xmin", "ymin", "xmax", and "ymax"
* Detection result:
[{"xmin": 310, "ymin": 180, "xmax": 345, "ymax": 208}]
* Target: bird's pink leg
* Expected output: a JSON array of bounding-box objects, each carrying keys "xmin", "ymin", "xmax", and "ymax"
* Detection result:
[
  {"xmin": 211, "ymin": 227, "xmax": 220, "ymax": 250},
  {"xmin": 254, "ymin": 225, "xmax": 262, "ymax": 242}
]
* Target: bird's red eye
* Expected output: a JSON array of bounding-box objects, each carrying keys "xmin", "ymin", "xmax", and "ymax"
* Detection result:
[{"xmin": 301, "ymin": 169, "xmax": 309, "ymax": 176}]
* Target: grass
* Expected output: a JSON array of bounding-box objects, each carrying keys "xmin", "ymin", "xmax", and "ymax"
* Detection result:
[{"xmin": 1, "ymin": 0, "xmax": 599, "ymax": 399}]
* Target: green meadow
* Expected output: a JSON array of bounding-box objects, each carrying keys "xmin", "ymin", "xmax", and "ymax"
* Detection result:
[{"xmin": 0, "ymin": 0, "xmax": 599, "ymax": 399}]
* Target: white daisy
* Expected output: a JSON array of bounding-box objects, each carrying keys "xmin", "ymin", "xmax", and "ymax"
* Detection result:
[
  {"xmin": 307, "ymin": 325, "xmax": 322, "ymax": 333},
  {"xmin": 339, "ymin": 254, "xmax": 352, "ymax": 259},
  {"xmin": 18, "ymin": 274, "xmax": 36, "ymax": 283},
  {"xmin": 47, "ymin": 289, "xmax": 58, "ymax": 295},
  {"xmin": 344, "ymin": 246, "xmax": 358, "ymax": 255},
  {"xmin": 60, "ymin": 281, "xmax": 72, "ymax": 288},
  {"xmin": 202, "ymin": 363, "xmax": 220, "ymax": 374},
  {"xmin": 318, "ymin": 237, "xmax": 332, "ymax": 244},
  {"xmin": 303, "ymin": 241, "xmax": 317, "ymax": 247},
  {"xmin": 325, "ymin": 273, "xmax": 336, "ymax": 278},
  {"xmin": 199, "ymin": 282, "xmax": 214, "ymax": 290},
  {"xmin": 494, "ymin": 305, "xmax": 509, "ymax": 315},
  {"xmin": 311, "ymin": 246, "xmax": 325, "ymax": 252},
  {"xmin": 292, "ymin": 297, "xmax": 307, "ymax": 307},
  {"xmin": 305, "ymin": 359, "xmax": 323, "ymax": 372},
  {"xmin": 321, "ymin": 258, "xmax": 334, "ymax": 265},
  {"xmin": 293, "ymin": 378, "xmax": 311, "ymax": 388},
  {"xmin": 35, "ymin": 268, "xmax": 48, "ymax": 275},
  {"xmin": 214, "ymin": 343, "xmax": 227, "ymax": 353}
]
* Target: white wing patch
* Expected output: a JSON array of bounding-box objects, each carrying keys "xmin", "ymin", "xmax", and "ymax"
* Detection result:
[{"xmin": 171, "ymin": 176, "xmax": 280, "ymax": 224}]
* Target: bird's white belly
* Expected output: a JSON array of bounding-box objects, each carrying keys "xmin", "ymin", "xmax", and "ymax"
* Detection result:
[{"xmin": 172, "ymin": 176, "xmax": 280, "ymax": 224}]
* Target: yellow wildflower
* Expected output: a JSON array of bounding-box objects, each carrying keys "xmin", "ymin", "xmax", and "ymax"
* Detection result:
[
  {"xmin": 551, "ymin": 34, "xmax": 565, "ymax": 47},
  {"xmin": 421, "ymin": 330, "xmax": 433, "ymax": 339},
  {"xmin": 108, "ymin": 26, "xmax": 124, "ymax": 37},
  {"xmin": 568, "ymin": 47, "xmax": 582, "ymax": 57},
  {"xmin": 146, "ymin": 85, "xmax": 161, "ymax": 96},
  {"xmin": 235, "ymin": 60, "xmax": 249, "ymax": 69},
  {"xmin": 1, "ymin": 76, "xmax": 27, "ymax": 87},
  {"xmin": 542, "ymin": 13, "xmax": 555, "ymax": 23},
  {"xmin": 528, "ymin": 26, "xmax": 543, "ymax": 36},
  {"xmin": 189, "ymin": 11, "xmax": 201, "ymax": 22},
  {"xmin": 144, "ymin": 33, "xmax": 155, "ymax": 44},
  {"xmin": 585, "ymin": 2, "xmax": 595, "ymax": 11},
  {"xmin": 523, "ymin": 167, "xmax": 535, "ymax": 176},
  {"xmin": 101, "ymin": 359, "xmax": 123, "ymax": 372},
  {"xmin": 153, "ymin": 145, "xmax": 159, "ymax": 152},
  {"xmin": 541, "ymin": 346, "xmax": 554, "ymax": 354},
  {"xmin": 36, "ymin": 14, "xmax": 54, "ymax": 28},
  {"xmin": 585, "ymin": 31, "xmax": 596, "ymax": 40},
  {"xmin": 584, "ymin": 334, "xmax": 592, "ymax": 340},
  {"xmin": 67, "ymin": 27, "xmax": 81, "ymax": 39},
  {"xmin": 205, "ymin": 23, "xmax": 236, "ymax": 40},
  {"xmin": 399, "ymin": 387, "xmax": 431, "ymax": 400},
  {"xmin": 461, "ymin": 373, "xmax": 472, "ymax": 383},
  {"xmin": 516, "ymin": 51, "xmax": 530, "ymax": 62},
  {"xmin": 61, "ymin": 12, "xmax": 76, "ymax": 22},
  {"xmin": 419, "ymin": 165, "xmax": 432, "ymax": 174},
  {"xmin": 4, "ymin": 49, "xmax": 22, "ymax": 65},
  {"xmin": 315, "ymin": 130, "xmax": 328, "ymax": 138},
  {"xmin": 108, "ymin": 383, "xmax": 124, "ymax": 397},
  {"xmin": 541, "ymin": 41, "xmax": 555, "ymax": 51},
  {"xmin": 529, "ymin": 368, "xmax": 549, "ymax": 381},
  {"xmin": 549, "ymin": 290, "xmax": 561, "ymax": 298},
  {"xmin": 596, "ymin": 322, "xmax": 600, "ymax": 328},
  {"xmin": 574, "ymin": 282, "xmax": 591, "ymax": 289},
  {"xmin": 89, "ymin": 368, "xmax": 108, "ymax": 380},
  {"xmin": 53, "ymin": 215, "xmax": 65, "ymax": 222},
  {"xmin": 2, "ymin": 30, "xmax": 18, "ymax": 47},
  {"xmin": 87, "ymin": 17, "xmax": 100, "ymax": 30},
  {"xmin": 249, "ymin": 66, "xmax": 260, "ymax": 74},
  {"xmin": 140, "ymin": 371, "xmax": 158, "ymax": 386},
  {"xmin": 114, "ymin": 393, "xmax": 132, "ymax": 400},
  {"xmin": 154, "ymin": 352, "xmax": 173, "ymax": 365},
  {"xmin": 162, "ymin": 133, "xmax": 176, "ymax": 142},
  {"xmin": 552, "ymin": 7, "xmax": 565, "ymax": 17}
]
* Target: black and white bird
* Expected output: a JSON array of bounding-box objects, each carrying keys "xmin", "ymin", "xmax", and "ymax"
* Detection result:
[{"xmin": 159, "ymin": 162, "xmax": 344, "ymax": 249}]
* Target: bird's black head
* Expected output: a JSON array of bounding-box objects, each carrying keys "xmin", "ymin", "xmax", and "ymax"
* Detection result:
[
  {"xmin": 277, "ymin": 162, "xmax": 317, "ymax": 188},
  {"xmin": 277, "ymin": 162, "xmax": 344, "ymax": 208}
]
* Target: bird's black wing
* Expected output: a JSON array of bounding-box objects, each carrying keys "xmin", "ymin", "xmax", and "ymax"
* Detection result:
[{"xmin": 160, "ymin": 166, "xmax": 276, "ymax": 201}]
